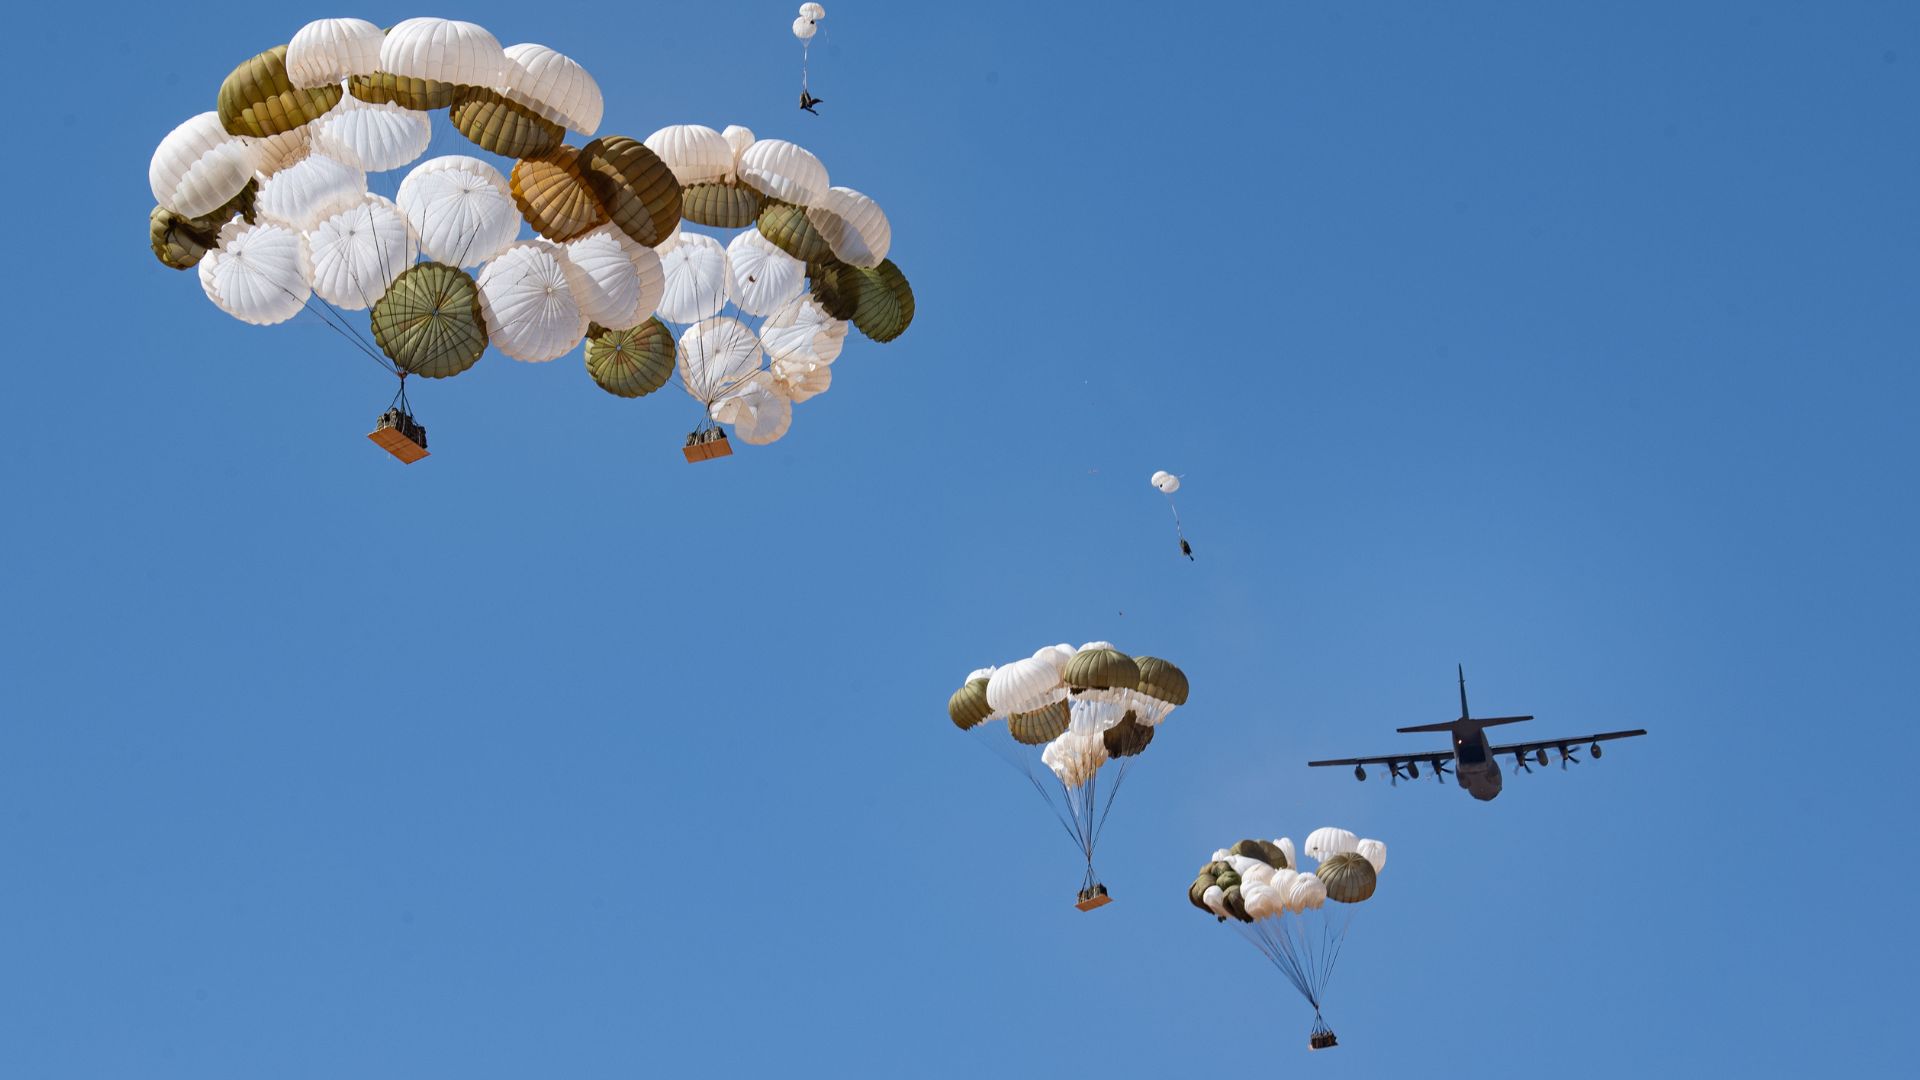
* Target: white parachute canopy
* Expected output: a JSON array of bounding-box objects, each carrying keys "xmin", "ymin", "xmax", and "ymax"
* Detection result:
[
  {"xmin": 310, "ymin": 97, "xmax": 432, "ymax": 173},
  {"xmin": 738, "ymin": 140, "xmax": 829, "ymax": 207},
  {"xmin": 1042, "ymin": 730, "xmax": 1107, "ymax": 789},
  {"xmin": 986, "ymin": 656, "xmax": 1065, "ymax": 716},
  {"xmin": 255, "ymin": 153, "xmax": 366, "ymax": 232},
  {"xmin": 711, "ymin": 373, "xmax": 794, "ymax": 446},
  {"xmin": 760, "ymin": 296, "xmax": 847, "ymax": 367},
  {"xmin": 725, "ymin": 229, "xmax": 806, "ymax": 316},
  {"xmin": 396, "ymin": 156, "xmax": 520, "ymax": 268},
  {"xmin": 500, "ymin": 43, "xmax": 604, "ymax": 136},
  {"xmin": 477, "ymin": 241, "xmax": 589, "ymax": 363},
  {"xmin": 1151, "ymin": 470, "xmax": 1181, "ymax": 494},
  {"xmin": 198, "ymin": 221, "xmax": 312, "ymax": 326},
  {"xmin": 656, "ymin": 231, "xmax": 730, "ymax": 324},
  {"xmin": 1304, "ymin": 827, "xmax": 1359, "ymax": 863},
  {"xmin": 306, "ymin": 195, "xmax": 417, "ymax": 310},
  {"xmin": 149, "ymin": 112, "xmax": 257, "ymax": 218},
  {"xmin": 721, "ymin": 125, "xmax": 755, "ymax": 180},
  {"xmin": 677, "ymin": 316, "xmax": 764, "ymax": 404},
  {"xmin": 381, "ymin": 18, "xmax": 508, "ymax": 86},
  {"xmin": 285, "ymin": 18, "xmax": 383, "ymax": 88},
  {"xmin": 644, "ymin": 125, "xmax": 734, "ymax": 186},
  {"xmin": 565, "ymin": 225, "xmax": 662, "ymax": 330},
  {"xmin": 807, "ymin": 187, "xmax": 892, "ymax": 267}
]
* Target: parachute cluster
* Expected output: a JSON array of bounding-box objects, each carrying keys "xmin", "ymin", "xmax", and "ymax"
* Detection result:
[
  {"xmin": 1188, "ymin": 829, "xmax": 1385, "ymax": 922},
  {"xmin": 1189, "ymin": 828, "xmax": 1387, "ymax": 1049},
  {"xmin": 949, "ymin": 642, "xmax": 1189, "ymax": 771},
  {"xmin": 949, "ymin": 642, "xmax": 1189, "ymax": 905},
  {"xmin": 147, "ymin": 16, "xmax": 912, "ymax": 452}
]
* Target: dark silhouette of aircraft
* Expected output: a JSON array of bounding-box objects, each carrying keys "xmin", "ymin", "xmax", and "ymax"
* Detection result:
[
  {"xmin": 1308, "ymin": 667, "xmax": 1646, "ymax": 801},
  {"xmin": 799, "ymin": 91, "xmax": 823, "ymax": 114}
]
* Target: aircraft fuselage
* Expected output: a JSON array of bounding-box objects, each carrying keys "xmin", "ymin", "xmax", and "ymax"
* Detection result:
[{"xmin": 1449, "ymin": 723, "xmax": 1503, "ymax": 801}]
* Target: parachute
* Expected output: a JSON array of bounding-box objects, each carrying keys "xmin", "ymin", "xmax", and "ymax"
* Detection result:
[
  {"xmin": 949, "ymin": 642, "xmax": 1190, "ymax": 909},
  {"xmin": 793, "ymin": 5, "xmax": 825, "ymax": 113},
  {"xmin": 1188, "ymin": 829, "xmax": 1388, "ymax": 1049},
  {"xmin": 1151, "ymin": 470, "xmax": 1193, "ymax": 559},
  {"xmin": 147, "ymin": 17, "xmax": 910, "ymax": 465}
]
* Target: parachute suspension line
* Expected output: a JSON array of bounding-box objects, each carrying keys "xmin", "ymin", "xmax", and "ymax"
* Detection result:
[
  {"xmin": 389, "ymin": 372, "xmax": 415, "ymax": 415},
  {"xmin": 1240, "ymin": 906, "xmax": 1357, "ymax": 1021},
  {"xmin": 801, "ymin": 40, "xmax": 810, "ymax": 96},
  {"xmin": 975, "ymin": 735, "xmax": 1088, "ymax": 855},
  {"xmin": 268, "ymin": 271, "xmax": 399, "ymax": 377},
  {"xmin": 1164, "ymin": 494, "xmax": 1190, "ymax": 550},
  {"xmin": 1089, "ymin": 755, "xmax": 1137, "ymax": 854}
]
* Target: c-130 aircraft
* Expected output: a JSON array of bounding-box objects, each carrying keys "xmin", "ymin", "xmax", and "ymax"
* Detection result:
[{"xmin": 1308, "ymin": 667, "xmax": 1647, "ymax": 802}]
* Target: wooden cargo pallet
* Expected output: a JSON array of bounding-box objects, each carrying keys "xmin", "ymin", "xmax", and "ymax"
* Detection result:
[{"xmin": 369, "ymin": 426, "xmax": 430, "ymax": 464}]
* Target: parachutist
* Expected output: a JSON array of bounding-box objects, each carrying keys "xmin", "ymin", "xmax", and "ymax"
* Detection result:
[
  {"xmin": 799, "ymin": 91, "xmax": 823, "ymax": 114},
  {"xmin": 1180, "ymin": 539, "xmax": 1194, "ymax": 560}
]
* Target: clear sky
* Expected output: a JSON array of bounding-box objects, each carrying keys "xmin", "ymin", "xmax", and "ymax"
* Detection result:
[{"xmin": 3, "ymin": 1, "xmax": 1916, "ymax": 1076}]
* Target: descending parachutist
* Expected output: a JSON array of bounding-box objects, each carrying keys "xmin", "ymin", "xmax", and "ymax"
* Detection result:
[
  {"xmin": 794, "ymin": 5, "xmax": 825, "ymax": 113},
  {"xmin": 1152, "ymin": 470, "xmax": 1193, "ymax": 561}
]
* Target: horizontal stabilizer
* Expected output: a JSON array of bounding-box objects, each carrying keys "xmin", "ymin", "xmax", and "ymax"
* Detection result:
[{"xmin": 1395, "ymin": 714, "xmax": 1533, "ymax": 734}]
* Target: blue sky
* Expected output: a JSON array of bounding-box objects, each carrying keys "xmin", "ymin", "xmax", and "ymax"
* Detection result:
[{"xmin": 3, "ymin": 1, "xmax": 1916, "ymax": 1076}]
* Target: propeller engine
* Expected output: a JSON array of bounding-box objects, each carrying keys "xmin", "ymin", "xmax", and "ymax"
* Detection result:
[
  {"xmin": 1354, "ymin": 764, "xmax": 1366, "ymax": 782},
  {"xmin": 1558, "ymin": 744, "xmax": 1581, "ymax": 770},
  {"xmin": 1591, "ymin": 741, "xmax": 1604, "ymax": 759},
  {"xmin": 1514, "ymin": 751, "xmax": 1533, "ymax": 774}
]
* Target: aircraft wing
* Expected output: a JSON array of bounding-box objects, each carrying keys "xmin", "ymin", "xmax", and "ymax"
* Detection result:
[
  {"xmin": 1308, "ymin": 750, "xmax": 1456, "ymax": 769},
  {"xmin": 1490, "ymin": 729, "xmax": 1648, "ymax": 758}
]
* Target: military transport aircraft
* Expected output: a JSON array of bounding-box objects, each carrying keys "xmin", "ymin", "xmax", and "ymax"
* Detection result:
[{"xmin": 1307, "ymin": 667, "xmax": 1647, "ymax": 802}]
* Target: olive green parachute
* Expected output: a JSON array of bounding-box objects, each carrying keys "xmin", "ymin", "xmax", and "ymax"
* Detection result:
[
  {"xmin": 1101, "ymin": 713, "xmax": 1155, "ymax": 758},
  {"xmin": 1315, "ymin": 852, "xmax": 1377, "ymax": 904},
  {"xmin": 584, "ymin": 319, "xmax": 674, "ymax": 398},
  {"xmin": 580, "ymin": 136, "xmax": 682, "ymax": 246},
  {"xmin": 805, "ymin": 258, "xmax": 915, "ymax": 342},
  {"xmin": 948, "ymin": 678, "xmax": 993, "ymax": 731},
  {"xmin": 370, "ymin": 262, "xmax": 488, "ymax": 378},
  {"xmin": 149, "ymin": 180, "xmax": 257, "ymax": 270},
  {"xmin": 1007, "ymin": 700, "xmax": 1069, "ymax": 745},
  {"xmin": 450, "ymin": 87, "xmax": 564, "ymax": 160},
  {"xmin": 1135, "ymin": 656, "xmax": 1191, "ymax": 708},
  {"xmin": 219, "ymin": 45, "xmax": 342, "ymax": 138},
  {"xmin": 807, "ymin": 259, "xmax": 861, "ymax": 320},
  {"xmin": 682, "ymin": 182, "xmax": 765, "ymax": 230},
  {"xmin": 1065, "ymin": 648, "xmax": 1141, "ymax": 693},
  {"xmin": 849, "ymin": 260, "xmax": 915, "ymax": 343},
  {"xmin": 1232, "ymin": 838, "xmax": 1290, "ymax": 869},
  {"xmin": 511, "ymin": 148, "xmax": 609, "ymax": 242},
  {"xmin": 758, "ymin": 202, "xmax": 833, "ymax": 262},
  {"xmin": 150, "ymin": 209, "xmax": 217, "ymax": 270},
  {"xmin": 349, "ymin": 71, "xmax": 456, "ymax": 111}
]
